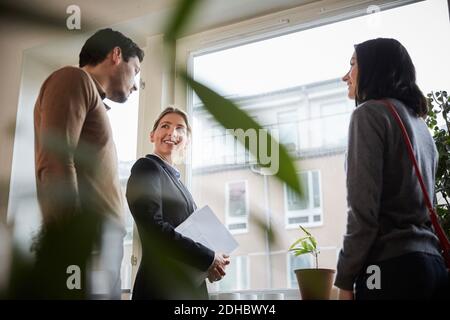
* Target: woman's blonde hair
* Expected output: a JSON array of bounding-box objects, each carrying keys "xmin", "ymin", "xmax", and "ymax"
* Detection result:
[{"xmin": 151, "ymin": 106, "xmax": 191, "ymax": 136}]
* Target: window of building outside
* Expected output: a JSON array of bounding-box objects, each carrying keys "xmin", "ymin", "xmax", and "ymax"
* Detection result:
[
  {"xmin": 106, "ymin": 74, "xmax": 140, "ymax": 291},
  {"xmin": 285, "ymin": 170, "xmax": 322, "ymax": 228},
  {"xmin": 187, "ymin": 0, "xmax": 450, "ymax": 293},
  {"xmin": 226, "ymin": 180, "xmax": 249, "ymax": 233}
]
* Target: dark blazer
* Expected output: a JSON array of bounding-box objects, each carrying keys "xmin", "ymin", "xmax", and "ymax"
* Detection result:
[{"xmin": 126, "ymin": 154, "xmax": 214, "ymax": 300}]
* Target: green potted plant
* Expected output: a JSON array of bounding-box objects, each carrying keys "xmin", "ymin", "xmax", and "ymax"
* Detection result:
[
  {"xmin": 289, "ymin": 225, "xmax": 335, "ymax": 300},
  {"xmin": 426, "ymin": 90, "xmax": 450, "ymax": 238}
]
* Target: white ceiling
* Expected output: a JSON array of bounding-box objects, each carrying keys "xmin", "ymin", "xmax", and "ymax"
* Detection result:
[{"xmin": 24, "ymin": 0, "xmax": 315, "ymax": 66}]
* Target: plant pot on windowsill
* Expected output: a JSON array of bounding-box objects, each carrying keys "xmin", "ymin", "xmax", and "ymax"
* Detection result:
[
  {"xmin": 289, "ymin": 225, "xmax": 336, "ymax": 300},
  {"xmin": 294, "ymin": 268, "xmax": 335, "ymax": 300}
]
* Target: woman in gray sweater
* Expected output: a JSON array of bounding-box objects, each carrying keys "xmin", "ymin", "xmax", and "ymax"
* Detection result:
[{"xmin": 335, "ymin": 38, "xmax": 448, "ymax": 300}]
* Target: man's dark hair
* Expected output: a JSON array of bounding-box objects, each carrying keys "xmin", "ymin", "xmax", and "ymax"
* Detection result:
[
  {"xmin": 355, "ymin": 38, "xmax": 427, "ymax": 117},
  {"xmin": 79, "ymin": 28, "xmax": 144, "ymax": 67}
]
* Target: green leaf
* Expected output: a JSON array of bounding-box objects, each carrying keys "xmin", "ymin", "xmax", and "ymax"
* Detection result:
[
  {"xmin": 249, "ymin": 210, "xmax": 278, "ymax": 246},
  {"xmin": 293, "ymin": 249, "xmax": 310, "ymax": 256},
  {"xmin": 289, "ymin": 236, "xmax": 310, "ymax": 250},
  {"xmin": 181, "ymin": 71, "xmax": 302, "ymax": 196},
  {"xmin": 426, "ymin": 89, "xmax": 450, "ymax": 239},
  {"xmin": 305, "ymin": 242, "xmax": 314, "ymax": 252},
  {"xmin": 299, "ymin": 225, "xmax": 311, "ymax": 237},
  {"xmin": 300, "ymin": 240, "xmax": 309, "ymax": 249},
  {"xmin": 309, "ymin": 235, "xmax": 317, "ymax": 249}
]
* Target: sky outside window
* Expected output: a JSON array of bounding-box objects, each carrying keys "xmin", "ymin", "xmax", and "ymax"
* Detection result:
[{"xmin": 193, "ymin": 0, "xmax": 450, "ymax": 100}]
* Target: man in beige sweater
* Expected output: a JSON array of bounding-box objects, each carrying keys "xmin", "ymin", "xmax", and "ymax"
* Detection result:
[{"xmin": 34, "ymin": 28, "xmax": 143, "ymax": 299}]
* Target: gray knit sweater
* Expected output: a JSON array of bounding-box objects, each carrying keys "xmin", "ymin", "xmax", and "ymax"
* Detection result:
[{"xmin": 334, "ymin": 98, "xmax": 441, "ymax": 291}]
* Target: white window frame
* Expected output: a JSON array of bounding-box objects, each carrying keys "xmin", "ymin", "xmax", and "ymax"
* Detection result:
[
  {"xmin": 284, "ymin": 170, "xmax": 323, "ymax": 229},
  {"xmin": 225, "ymin": 180, "xmax": 249, "ymax": 234}
]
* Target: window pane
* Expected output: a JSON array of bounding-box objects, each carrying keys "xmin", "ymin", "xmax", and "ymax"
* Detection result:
[
  {"xmin": 287, "ymin": 187, "xmax": 300, "ymax": 211},
  {"xmin": 228, "ymin": 181, "xmax": 247, "ymax": 217},
  {"xmin": 288, "ymin": 172, "xmax": 309, "ymax": 211},
  {"xmin": 286, "ymin": 170, "xmax": 322, "ymax": 226},
  {"xmin": 288, "ymin": 216, "xmax": 309, "ymax": 225},
  {"xmin": 229, "ymin": 223, "xmax": 247, "ymax": 230}
]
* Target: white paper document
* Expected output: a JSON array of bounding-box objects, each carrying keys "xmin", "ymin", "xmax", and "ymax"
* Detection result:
[
  {"xmin": 175, "ymin": 205, "xmax": 239, "ymax": 255},
  {"xmin": 175, "ymin": 205, "xmax": 239, "ymax": 286}
]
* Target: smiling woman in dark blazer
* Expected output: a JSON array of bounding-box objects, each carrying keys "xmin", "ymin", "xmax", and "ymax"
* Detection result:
[{"xmin": 126, "ymin": 107, "xmax": 229, "ymax": 300}]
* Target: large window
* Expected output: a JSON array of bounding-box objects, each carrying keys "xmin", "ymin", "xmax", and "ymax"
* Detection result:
[{"xmin": 180, "ymin": 0, "xmax": 450, "ymax": 293}]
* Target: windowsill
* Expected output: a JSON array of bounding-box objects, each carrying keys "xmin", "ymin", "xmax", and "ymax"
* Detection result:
[
  {"xmin": 209, "ymin": 288, "xmax": 300, "ymax": 300},
  {"xmin": 209, "ymin": 286, "xmax": 340, "ymax": 300},
  {"xmin": 122, "ymin": 287, "xmax": 340, "ymax": 300}
]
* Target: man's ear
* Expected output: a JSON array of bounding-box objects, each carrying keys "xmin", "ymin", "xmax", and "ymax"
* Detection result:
[
  {"xmin": 150, "ymin": 131, "xmax": 155, "ymax": 143},
  {"xmin": 111, "ymin": 47, "xmax": 122, "ymax": 65}
]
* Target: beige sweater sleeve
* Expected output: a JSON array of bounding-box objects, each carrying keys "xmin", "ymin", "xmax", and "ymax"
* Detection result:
[{"xmin": 34, "ymin": 67, "xmax": 94, "ymax": 225}]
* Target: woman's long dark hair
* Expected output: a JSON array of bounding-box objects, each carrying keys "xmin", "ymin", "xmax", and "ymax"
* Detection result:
[{"xmin": 354, "ymin": 38, "xmax": 427, "ymax": 117}]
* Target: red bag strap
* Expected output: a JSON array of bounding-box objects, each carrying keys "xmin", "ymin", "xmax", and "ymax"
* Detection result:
[{"xmin": 380, "ymin": 99, "xmax": 450, "ymax": 257}]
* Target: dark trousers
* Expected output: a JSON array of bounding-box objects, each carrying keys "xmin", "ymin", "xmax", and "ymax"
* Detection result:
[{"xmin": 355, "ymin": 252, "xmax": 449, "ymax": 300}]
